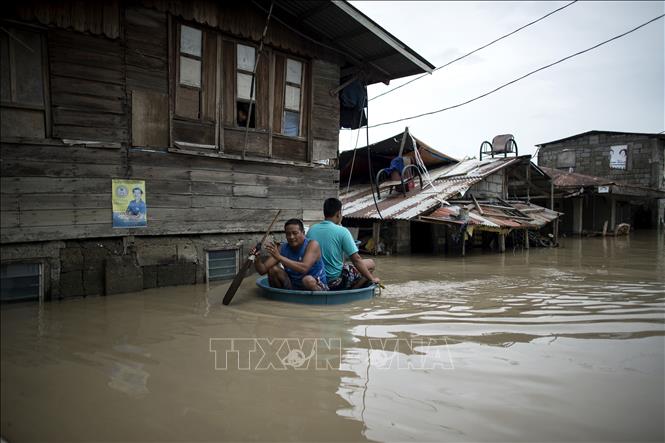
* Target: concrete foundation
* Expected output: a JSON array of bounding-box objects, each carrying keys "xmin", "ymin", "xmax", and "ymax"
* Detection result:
[{"xmin": 1, "ymin": 232, "xmax": 277, "ymax": 300}]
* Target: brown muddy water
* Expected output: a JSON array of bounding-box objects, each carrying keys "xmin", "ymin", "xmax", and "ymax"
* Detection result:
[{"xmin": 2, "ymin": 231, "xmax": 664, "ymax": 442}]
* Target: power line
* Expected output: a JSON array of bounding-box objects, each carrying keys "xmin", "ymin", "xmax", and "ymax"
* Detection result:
[
  {"xmin": 369, "ymin": 0, "xmax": 579, "ymax": 102},
  {"xmin": 365, "ymin": 14, "xmax": 665, "ymax": 130}
]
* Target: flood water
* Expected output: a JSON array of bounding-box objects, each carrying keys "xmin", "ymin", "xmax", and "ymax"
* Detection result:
[{"xmin": 2, "ymin": 231, "xmax": 664, "ymax": 442}]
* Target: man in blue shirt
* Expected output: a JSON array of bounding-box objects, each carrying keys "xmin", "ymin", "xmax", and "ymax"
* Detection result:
[
  {"xmin": 307, "ymin": 198, "xmax": 379, "ymax": 290},
  {"xmin": 252, "ymin": 219, "xmax": 327, "ymax": 291},
  {"xmin": 126, "ymin": 187, "xmax": 146, "ymax": 218}
]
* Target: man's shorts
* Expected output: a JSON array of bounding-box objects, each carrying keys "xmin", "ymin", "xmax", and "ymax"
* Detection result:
[{"xmin": 328, "ymin": 263, "xmax": 362, "ymax": 291}]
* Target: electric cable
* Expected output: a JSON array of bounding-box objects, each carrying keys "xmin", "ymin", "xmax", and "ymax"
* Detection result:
[
  {"xmin": 364, "ymin": 14, "xmax": 664, "ymax": 129},
  {"xmin": 369, "ymin": 1, "xmax": 579, "ymax": 102},
  {"xmin": 364, "ymin": 94, "xmax": 384, "ymax": 220}
]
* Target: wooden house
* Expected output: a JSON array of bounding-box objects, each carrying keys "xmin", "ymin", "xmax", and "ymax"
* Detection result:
[{"xmin": 0, "ymin": 0, "xmax": 434, "ymax": 300}]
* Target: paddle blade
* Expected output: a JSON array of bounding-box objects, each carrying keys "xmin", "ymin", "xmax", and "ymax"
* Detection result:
[{"xmin": 222, "ymin": 259, "xmax": 254, "ymax": 305}]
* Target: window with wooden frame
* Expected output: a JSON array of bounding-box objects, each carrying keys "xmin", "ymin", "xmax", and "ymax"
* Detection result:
[
  {"xmin": 176, "ymin": 24, "xmax": 202, "ymax": 119},
  {"xmin": 0, "ymin": 24, "xmax": 49, "ymax": 139},
  {"xmin": 235, "ymin": 43, "xmax": 257, "ymax": 128},
  {"xmin": 283, "ymin": 58, "xmax": 303, "ymax": 137},
  {"xmin": 172, "ymin": 21, "xmax": 217, "ymax": 148}
]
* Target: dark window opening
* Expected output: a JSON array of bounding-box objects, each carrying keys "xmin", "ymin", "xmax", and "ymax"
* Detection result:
[
  {"xmin": 410, "ymin": 222, "xmax": 435, "ymax": 254},
  {"xmin": 0, "ymin": 25, "xmax": 47, "ymax": 139},
  {"xmin": 236, "ymin": 101, "xmax": 255, "ymax": 128}
]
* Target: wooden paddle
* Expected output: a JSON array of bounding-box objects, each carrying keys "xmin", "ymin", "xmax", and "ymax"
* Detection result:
[{"xmin": 222, "ymin": 209, "xmax": 281, "ymax": 305}]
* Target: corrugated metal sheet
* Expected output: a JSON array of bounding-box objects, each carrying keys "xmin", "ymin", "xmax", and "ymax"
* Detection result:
[
  {"xmin": 539, "ymin": 166, "xmax": 615, "ymax": 188},
  {"xmin": 420, "ymin": 201, "xmax": 560, "ymax": 231},
  {"xmin": 342, "ymin": 156, "xmax": 529, "ymax": 220}
]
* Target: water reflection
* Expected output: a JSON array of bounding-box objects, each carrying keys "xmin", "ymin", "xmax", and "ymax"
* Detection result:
[
  {"xmin": 336, "ymin": 231, "xmax": 664, "ymax": 442},
  {"xmin": 1, "ymin": 231, "xmax": 663, "ymax": 442}
]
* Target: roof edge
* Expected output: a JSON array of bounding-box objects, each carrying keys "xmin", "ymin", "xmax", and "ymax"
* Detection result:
[
  {"xmin": 332, "ymin": 1, "xmax": 435, "ymax": 74},
  {"xmin": 536, "ymin": 130, "xmax": 665, "ymax": 147}
]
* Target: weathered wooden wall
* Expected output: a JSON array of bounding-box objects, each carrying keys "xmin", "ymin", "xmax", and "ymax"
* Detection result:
[
  {"xmin": 48, "ymin": 29, "xmax": 128, "ymax": 142},
  {"xmin": 2, "ymin": 1, "xmax": 344, "ymax": 243},
  {"xmin": 0, "ymin": 142, "xmax": 338, "ymax": 243},
  {"xmin": 310, "ymin": 60, "xmax": 340, "ymax": 162},
  {"xmin": 1, "ymin": 0, "xmax": 343, "ymax": 299}
]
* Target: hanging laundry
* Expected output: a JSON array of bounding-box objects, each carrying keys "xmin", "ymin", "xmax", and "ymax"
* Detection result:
[{"xmin": 339, "ymin": 80, "xmax": 368, "ymax": 129}]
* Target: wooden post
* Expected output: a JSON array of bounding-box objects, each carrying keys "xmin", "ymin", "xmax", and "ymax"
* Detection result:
[
  {"xmin": 215, "ymin": 34, "xmax": 222, "ymax": 151},
  {"xmin": 550, "ymin": 181, "xmax": 554, "ymax": 210},
  {"xmin": 372, "ymin": 222, "xmax": 381, "ymax": 256},
  {"xmin": 573, "ymin": 198, "xmax": 583, "ymax": 234},
  {"xmin": 526, "ymin": 161, "xmax": 531, "ymax": 203},
  {"xmin": 610, "ymin": 195, "xmax": 616, "ymax": 231},
  {"xmin": 524, "ymin": 229, "xmax": 529, "ymax": 249},
  {"xmin": 398, "ymin": 127, "xmax": 409, "ymax": 157},
  {"xmin": 461, "ymin": 226, "xmax": 466, "ymax": 257},
  {"xmin": 498, "ymin": 232, "xmax": 506, "ymax": 253},
  {"xmin": 554, "ymin": 217, "xmax": 559, "ymax": 244}
]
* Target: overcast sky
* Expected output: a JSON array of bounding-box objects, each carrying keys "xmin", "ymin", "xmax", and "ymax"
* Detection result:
[{"xmin": 340, "ymin": 1, "xmax": 664, "ymax": 162}]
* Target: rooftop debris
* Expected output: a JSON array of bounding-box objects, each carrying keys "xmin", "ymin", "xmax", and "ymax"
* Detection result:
[{"xmin": 341, "ymin": 156, "xmax": 532, "ymax": 220}]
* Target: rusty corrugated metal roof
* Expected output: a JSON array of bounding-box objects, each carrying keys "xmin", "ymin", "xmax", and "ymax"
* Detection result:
[
  {"xmin": 341, "ymin": 156, "xmax": 528, "ymax": 220},
  {"xmin": 420, "ymin": 201, "xmax": 560, "ymax": 231},
  {"xmin": 539, "ymin": 166, "xmax": 615, "ymax": 188}
]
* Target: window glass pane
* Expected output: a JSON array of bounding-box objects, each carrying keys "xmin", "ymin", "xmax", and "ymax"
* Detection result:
[
  {"xmin": 180, "ymin": 56, "xmax": 201, "ymax": 87},
  {"xmin": 284, "ymin": 85, "xmax": 300, "ymax": 111},
  {"xmin": 180, "ymin": 25, "xmax": 202, "ymax": 57},
  {"xmin": 1, "ymin": 33, "xmax": 12, "ymax": 102},
  {"xmin": 1, "ymin": 263, "xmax": 41, "ymax": 301},
  {"xmin": 283, "ymin": 111, "xmax": 300, "ymax": 137},
  {"xmin": 13, "ymin": 29, "xmax": 44, "ymax": 105},
  {"xmin": 286, "ymin": 59, "xmax": 302, "ymax": 85},
  {"xmin": 237, "ymin": 44, "xmax": 255, "ymax": 72},
  {"xmin": 208, "ymin": 250, "xmax": 236, "ymax": 281},
  {"xmin": 237, "ymin": 72, "xmax": 256, "ymax": 100}
]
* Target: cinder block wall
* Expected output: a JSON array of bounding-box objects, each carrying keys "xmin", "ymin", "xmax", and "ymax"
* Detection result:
[
  {"xmin": 468, "ymin": 169, "xmax": 504, "ymax": 198},
  {"xmin": 538, "ymin": 133, "xmax": 664, "ymax": 191},
  {"xmin": 1, "ymin": 233, "xmax": 284, "ymax": 299}
]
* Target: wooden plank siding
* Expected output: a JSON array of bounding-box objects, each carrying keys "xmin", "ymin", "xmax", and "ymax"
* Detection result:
[
  {"xmin": 310, "ymin": 60, "xmax": 340, "ymax": 162},
  {"xmin": 1, "ymin": 1, "xmax": 343, "ymax": 246},
  {"xmin": 48, "ymin": 29, "xmax": 128, "ymax": 142},
  {"xmin": 0, "ymin": 145, "xmax": 338, "ymax": 243}
]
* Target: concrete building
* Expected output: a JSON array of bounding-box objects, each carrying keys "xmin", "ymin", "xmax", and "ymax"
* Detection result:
[{"xmin": 536, "ymin": 131, "xmax": 665, "ymax": 232}]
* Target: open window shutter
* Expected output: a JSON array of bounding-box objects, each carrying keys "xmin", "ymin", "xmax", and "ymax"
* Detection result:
[
  {"xmin": 174, "ymin": 25, "xmax": 200, "ymax": 120},
  {"xmin": 272, "ymin": 54, "xmax": 285, "ymax": 133},
  {"xmin": 255, "ymin": 48, "xmax": 270, "ymax": 130},
  {"xmin": 201, "ymin": 31, "xmax": 217, "ymax": 122},
  {"xmin": 222, "ymin": 40, "xmax": 235, "ymax": 127}
]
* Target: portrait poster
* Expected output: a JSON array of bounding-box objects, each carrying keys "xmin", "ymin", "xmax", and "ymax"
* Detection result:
[
  {"xmin": 610, "ymin": 145, "xmax": 627, "ymax": 170},
  {"xmin": 112, "ymin": 179, "xmax": 147, "ymax": 228}
]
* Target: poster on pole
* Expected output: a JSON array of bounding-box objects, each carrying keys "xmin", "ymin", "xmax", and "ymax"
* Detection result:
[
  {"xmin": 610, "ymin": 145, "xmax": 627, "ymax": 170},
  {"xmin": 112, "ymin": 179, "xmax": 147, "ymax": 228}
]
